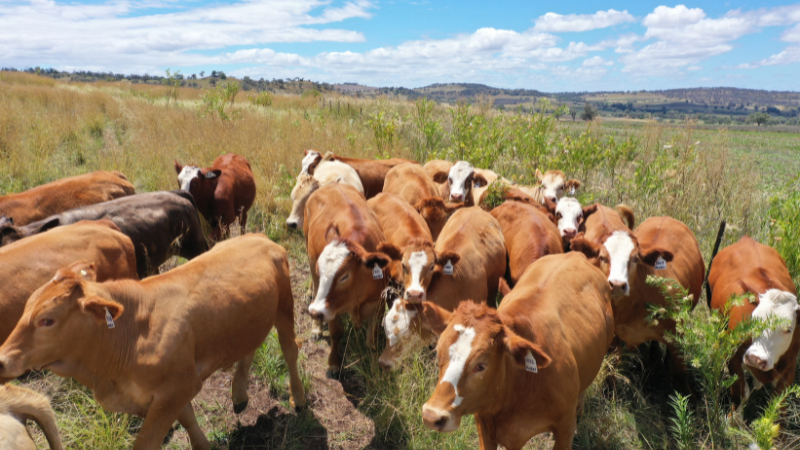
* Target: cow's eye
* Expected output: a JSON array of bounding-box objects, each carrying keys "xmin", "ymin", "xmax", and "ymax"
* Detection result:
[
  {"xmin": 38, "ymin": 319, "xmax": 55, "ymax": 328},
  {"xmin": 556, "ymin": 212, "xmax": 562, "ymax": 219},
  {"xmin": 785, "ymin": 328, "xmax": 793, "ymax": 334},
  {"xmin": 339, "ymin": 274, "xmax": 350, "ymax": 283},
  {"xmin": 473, "ymin": 363, "xmax": 487, "ymax": 373}
]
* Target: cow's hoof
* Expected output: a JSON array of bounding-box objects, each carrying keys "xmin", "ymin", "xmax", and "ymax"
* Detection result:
[
  {"xmin": 325, "ymin": 369, "xmax": 341, "ymax": 380},
  {"xmin": 233, "ymin": 400, "xmax": 249, "ymax": 414}
]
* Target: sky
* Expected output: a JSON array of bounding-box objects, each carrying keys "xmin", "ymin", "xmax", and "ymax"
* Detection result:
[{"xmin": 2, "ymin": 0, "xmax": 800, "ymax": 92}]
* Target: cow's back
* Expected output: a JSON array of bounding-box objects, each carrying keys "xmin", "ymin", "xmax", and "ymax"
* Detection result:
[
  {"xmin": 211, "ymin": 154, "xmax": 256, "ymax": 214},
  {"xmin": 491, "ymin": 201, "xmax": 562, "ymax": 284},
  {"xmin": 367, "ymin": 193, "xmax": 432, "ymax": 247},
  {"xmin": 334, "ymin": 156, "xmax": 415, "ymax": 198},
  {"xmin": 315, "ymin": 161, "xmax": 364, "ymax": 194},
  {"xmin": 383, "ymin": 163, "xmax": 441, "ymax": 206}
]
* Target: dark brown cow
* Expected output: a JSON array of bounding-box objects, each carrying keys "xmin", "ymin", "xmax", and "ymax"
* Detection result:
[
  {"xmin": 175, "ymin": 153, "xmax": 256, "ymax": 240},
  {"xmin": 708, "ymin": 236, "xmax": 799, "ymax": 407},
  {"xmin": 0, "ymin": 234, "xmax": 304, "ymax": 450},
  {"xmin": 420, "ymin": 252, "xmax": 614, "ymax": 450},
  {"xmin": 0, "ymin": 191, "xmax": 208, "ymax": 278},
  {"xmin": 0, "ymin": 171, "xmax": 135, "ymax": 226},
  {"xmin": 304, "ymin": 183, "xmax": 391, "ymax": 377},
  {"xmin": 302, "ymin": 150, "xmax": 415, "ymax": 198}
]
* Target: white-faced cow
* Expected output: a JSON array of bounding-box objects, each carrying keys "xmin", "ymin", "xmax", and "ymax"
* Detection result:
[
  {"xmin": 516, "ymin": 170, "xmax": 581, "ymax": 205},
  {"xmin": 286, "ymin": 158, "xmax": 364, "ymax": 231},
  {"xmin": 300, "ymin": 150, "xmax": 414, "ymax": 199}
]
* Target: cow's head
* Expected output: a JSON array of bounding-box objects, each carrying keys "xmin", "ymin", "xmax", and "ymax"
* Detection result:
[
  {"xmin": 0, "ymin": 215, "xmax": 23, "ymax": 247},
  {"xmin": 0, "ymin": 261, "xmax": 124, "ymax": 379},
  {"xmin": 535, "ymin": 169, "xmax": 581, "ymax": 204},
  {"xmin": 174, "ymin": 161, "xmax": 221, "ymax": 199},
  {"xmin": 743, "ymin": 289, "xmax": 799, "ymax": 372},
  {"xmin": 379, "ymin": 300, "xmax": 424, "ymax": 370},
  {"xmin": 286, "ymin": 174, "xmax": 321, "ymax": 230},
  {"xmin": 570, "ymin": 230, "xmax": 673, "ymax": 297},
  {"xmin": 421, "ymin": 301, "xmax": 551, "ymax": 433},
  {"xmin": 378, "ymin": 239, "xmax": 459, "ymax": 304},
  {"xmin": 414, "ymin": 198, "xmax": 463, "ymax": 241},
  {"xmin": 307, "ymin": 225, "xmax": 391, "ymax": 321},
  {"xmin": 555, "ymin": 199, "xmax": 597, "ymax": 244},
  {"xmin": 301, "ymin": 150, "xmax": 323, "ymax": 176},
  {"xmin": 432, "ymin": 161, "xmax": 488, "ymax": 204}
]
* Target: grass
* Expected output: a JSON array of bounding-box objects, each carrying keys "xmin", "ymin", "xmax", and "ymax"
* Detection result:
[{"xmin": 2, "ymin": 70, "xmax": 800, "ymax": 449}]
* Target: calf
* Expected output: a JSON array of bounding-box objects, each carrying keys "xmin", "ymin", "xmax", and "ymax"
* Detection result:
[
  {"xmin": 420, "ymin": 252, "xmax": 614, "ymax": 450},
  {"xmin": 0, "ymin": 191, "xmax": 208, "ymax": 278},
  {"xmin": 0, "ymin": 171, "xmax": 135, "ymax": 226},
  {"xmin": 301, "ymin": 150, "xmax": 414, "ymax": 198},
  {"xmin": 175, "ymin": 153, "xmax": 256, "ymax": 240},
  {"xmin": 516, "ymin": 169, "xmax": 581, "ymax": 205},
  {"xmin": 0, "ymin": 384, "xmax": 63, "ymax": 450},
  {"xmin": 708, "ymin": 236, "xmax": 799, "ymax": 407},
  {"xmin": 0, "ymin": 234, "xmax": 305, "ymax": 450},
  {"xmin": 0, "ymin": 220, "xmax": 138, "ymax": 348},
  {"xmin": 286, "ymin": 159, "xmax": 364, "ymax": 231},
  {"xmin": 305, "ymin": 183, "xmax": 391, "ymax": 376},
  {"xmin": 377, "ymin": 207, "xmax": 506, "ymax": 369}
]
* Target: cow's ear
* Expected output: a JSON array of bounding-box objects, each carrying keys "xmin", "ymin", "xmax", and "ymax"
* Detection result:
[
  {"xmin": 498, "ymin": 278, "xmax": 512, "ymax": 297},
  {"xmin": 324, "ymin": 224, "xmax": 340, "ymax": 243},
  {"xmin": 376, "ymin": 242, "xmax": 403, "ymax": 261},
  {"xmin": 565, "ymin": 179, "xmax": 581, "ymax": 191},
  {"xmin": 581, "ymin": 204, "xmax": 598, "ymax": 223},
  {"xmin": 435, "ymin": 251, "xmax": 461, "ymax": 267},
  {"xmin": 420, "ymin": 302, "xmax": 451, "ymax": 336},
  {"xmin": 431, "ymin": 171, "xmax": 449, "ymax": 184},
  {"xmin": 501, "ymin": 325, "xmax": 552, "ymax": 370},
  {"xmin": 205, "ymin": 170, "xmax": 221, "ymax": 180},
  {"xmin": 541, "ymin": 197, "xmax": 557, "ymax": 215},
  {"xmin": 362, "ymin": 252, "xmax": 391, "ymax": 269},
  {"xmin": 80, "ymin": 296, "xmax": 124, "ymax": 325},
  {"xmin": 174, "ymin": 161, "xmax": 183, "ymax": 174},
  {"xmin": 472, "ymin": 173, "xmax": 489, "ymax": 188},
  {"xmin": 31, "ymin": 217, "xmax": 61, "ymax": 235},
  {"xmin": 65, "ymin": 261, "xmax": 97, "ymax": 282},
  {"xmin": 639, "ymin": 248, "xmax": 674, "ymax": 266},
  {"xmin": 304, "ymin": 149, "xmax": 312, "ymax": 156},
  {"xmin": 535, "ymin": 169, "xmax": 544, "ymax": 183},
  {"xmin": 570, "ymin": 235, "xmax": 601, "ymax": 259}
]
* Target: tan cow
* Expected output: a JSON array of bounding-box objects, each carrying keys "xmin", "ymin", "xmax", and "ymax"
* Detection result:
[
  {"xmin": 515, "ymin": 170, "xmax": 581, "ymax": 205},
  {"xmin": 708, "ymin": 236, "xmax": 799, "ymax": 407},
  {"xmin": 305, "ymin": 183, "xmax": 391, "ymax": 377},
  {"xmin": 420, "ymin": 252, "xmax": 615, "ymax": 450},
  {"xmin": 286, "ymin": 158, "xmax": 364, "ymax": 230},
  {"xmin": 301, "ymin": 150, "xmax": 415, "ymax": 198},
  {"xmin": 0, "ymin": 171, "xmax": 135, "ymax": 226},
  {"xmin": 0, "ymin": 384, "xmax": 63, "ymax": 450},
  {"xmin": 428, "ymin": 161, "xmax": 497, "ymax": 207},
  {"xmin": 367, "ymin": 193, "xmax": 433, "ymax": 282},
  {"xmin": 423, "ymin": 159, "xmax": 453, "ymax": 198},
  {"xmin": 0, "ymin": 234, "xmax": 305, "ymax": 450},
  {"xmin": 0, "ymin": 220, "xmax": 138, "ymax": 348},
  {"xmin": 383, "ymin": 163, "xmax": 462, "ymax": 240},
  {"xmin": 378, "ymin": 207, "xmax": 506, "ymax": 369}
]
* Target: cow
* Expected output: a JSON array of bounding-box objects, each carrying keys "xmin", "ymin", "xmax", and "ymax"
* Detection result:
[
  {"xmin": 423, "ymin": 159, "xmax": 453, "ymax": 198},
  {"xmin": 377, "ymin": 207, "xmax": 507, "ymax": 369},
  {"xmin": 383, "ymin": 163, "xmax": 462, "ymax": 240},
  {"xmin": 0, "ymin": 384, "xmax": 63, "ymax": 450},
  {"xmin": 428, "ymin": 161, "xmax": 496, "ymax": 207},
  {"xmin": 490, "ymin": 200, "xmax": 563, "ymax": 287},
  {"xmin": 0, "ymin": 234, "xmax": 305, "ymax": 450},
  {"xmin": 554, "ymin": 197, "xmax": 597, "ymax": 250},
  {"xmin": 286, "ymin": 158, "xmax": 364, "ymax": 231},
  {"xmin": 0, "ymin": 191, "xmax": 208, "ymax": 278},
  {"xmin": 301, "ymin": 150, "xmax": 415, "ymax": 198},
  {"xmin": 570, "ymin": 215, "xmax": 704, "ymax": 392},
  {"xmin": 0, "ymin": 171, "xmax": 135, "ymax": 226},
  {"xmin": 419, "ymin": 252, "xmax": 615, "ymax": 450},
  {"xmin": 0, "ymin": 220, "xmax": 138, "ymax": 349},
  {"xmin": 304, "ymin": 183, "xmax": 391, "ymax": 377},
  {"xmin": 174, "ymin": 153, "xmax": 256, "ymax": 240},
  {"xmin": 515, "ymin": 170, "xmax": 581, "ymax": 205},
  {"xmin": 708, "ymin": 236, "xmax": 799, "ymax": 408}
]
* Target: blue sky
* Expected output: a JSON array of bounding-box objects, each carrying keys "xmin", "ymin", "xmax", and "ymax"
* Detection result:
[{"xmin": 2, "ymin": 0, "xmax": 800, "ymax": 91}]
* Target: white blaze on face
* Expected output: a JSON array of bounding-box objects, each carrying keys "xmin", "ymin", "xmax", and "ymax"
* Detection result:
[
  {"xmin": 178, "ymin": 166, "xmax": 202, "ymax": 191},
  {"xmin": 541, "ymin": 172, "xmax": 566, "ymax": 201},
  {"xmin": 744, "ymin": 289, "xmax": 799, "ymax": 371},
  {"xmin": 308, "ymin": 241, "xmax": 349, "ymax": 321},
  {"xmin": 448, "ymin": 161, "xmax": 473, "ymax": 201},
  {"xmin": 384, "ymin": 302, "xmax": 418, "ymax": 347},
  {"xmin": 406, "ymin": 251, "xmax": 428, "ymax": 299},
  {"xmin": 555, "ymin": 197, "xmax": 582, "ymax": 237},
  {"xmin": 440, "ymin": 324, "xmax": 476, "ymax": 408},
  {"xmin": 604, "ymin": 231, "xmax": 635, "ymax": 294},
  {"xmin": 301, "ymin": 151, "xmax": 320, "ymax": 175}
]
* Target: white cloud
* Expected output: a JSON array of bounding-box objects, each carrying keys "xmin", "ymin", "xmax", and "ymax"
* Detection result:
[
  {"xmin": 533, "ymin": 9, "xmax": 635, "ymax": 33},
  {"xmin": 782, "ymin": 23, "xmax": 800, "ymax": 42},
  {"xmin": 582, "ymin": 56, "xmax": 613, "ymax": 67},
  {"xmin": 758, "ymin": 46, "xmax": 800, "ymax": 66},
  {"xmin": 642, "ymin": 5, "xmax": 705, "ymax": 28}
]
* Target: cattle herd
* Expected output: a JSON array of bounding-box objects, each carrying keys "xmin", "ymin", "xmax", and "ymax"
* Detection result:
[{"xmin": 0, "ymin": 151, "xmax": 797, "ymax": 450}]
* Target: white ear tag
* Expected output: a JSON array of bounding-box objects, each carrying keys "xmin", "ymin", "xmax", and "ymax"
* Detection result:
[
  {"xmin": 372, "ymin": 264, "xmax": 383, "ymax": 280},
  {"xmin": 443, "ymin": 260, "xmax": 454, "ymax": 275},
  {"xmin": 655, "ymin": 256, "xmax": 667, "ymax": 270},
  {"xmin": 104, "ymin": 307, "xmax": 115, "ymax": 329},
  {"xmin": 525, "ymin": 351, "xmax": 538, "ymax": 373}
]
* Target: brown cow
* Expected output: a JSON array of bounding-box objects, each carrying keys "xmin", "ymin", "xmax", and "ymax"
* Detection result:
[
  {"xmin": 420, "ymin": 252, "xmax": 615, "ymax": 450},
  {"xmin": 429, "ymin": 161, "xmax": 503, "ymax": 207},
  {"xmin": 377, "ymin": 207, "xmax": 506, "ymax": 369},
  {"xmin": 0, "ymin": 220, "xmax": 138, "ymax": 348},
  {"xmin": 423, "ymin": 159, "xmax": 453, "ymax": 198},
  {"xmin": 175, "ymin": 153, "xmax": 256, "ymax": 240},
  {"xmin": 571, "ymin": 215, "xmax": 704, "ymax": 392},
  {"xmin": 0, "ymin": 171, "xmax": 135, "ymax": 226},
  {"xmin": 302, "ymin": 150, "xmax": 415, "ymax": 198},
  {"xmin": 0, "ymin": 234, "xmax": 305, "ymax": 450},
  {"xmin": 0, "ymin": 384, "xmax": 63, "ymax": 450},
  {"xmin": 708, "ymin": 236, "xmax": 799, "ymax": 407},
  {"xmin": 491, "ymin": 200, "xmax": 563, "ymax": 286},
  {"xmin": 304, "ymin": 183, "xmax": 391, "ymax": 377},
  {"xmin": 383, "ymin": 163, "xmax": 462, "ymax": 240},
  {"xmin": 553, "ymin": 197, "xmax": 597, "ymax": 249},
  {"xmin": 516, "ymin": 170, "xmax": 581, "ymax": 205}
]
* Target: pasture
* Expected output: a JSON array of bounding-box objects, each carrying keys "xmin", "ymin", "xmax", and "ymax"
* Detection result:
[{"xmin": 1, "ymin": 70, "xmax": 799, "ymax": 449}]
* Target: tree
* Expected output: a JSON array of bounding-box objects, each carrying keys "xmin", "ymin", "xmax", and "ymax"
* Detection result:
[
  {"xmin": 553, "ymin": 104, "xmax": 568, "ymax": 121},
  {"xmin": 570, "ymin": 108, "xmax": 577, "ymax": 121},
  {"xmin": 211, "ymin": 70, "xmax": 218, "ymax": 77},
  {"xmin": 199, "ymin": 71, "xmax": 205, "ymax": 78},
  {"xmin": 209, "ymin": 78, "xmax": 217, "ymax": 87},
  {"xmin": 581, "ymin": 103, "xmax": 598, "ymax": 121},
  {"xmin": 219, "ymin": 72, "xmax": 227, "ymax": 80},
  {"xmin": 749, "ymin": 112, "xmax": 770, "ymax": 127}
]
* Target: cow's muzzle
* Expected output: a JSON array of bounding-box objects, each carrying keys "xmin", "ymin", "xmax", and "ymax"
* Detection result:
[{"xmin": 422, "ymin": 404, "xmax": 459, "ymax": 432}]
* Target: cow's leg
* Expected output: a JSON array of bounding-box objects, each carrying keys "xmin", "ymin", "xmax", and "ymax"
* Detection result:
[
  {"xmin": 231, "ymin": 351, "xmax": 254, "ymax": 414},
  {"xmin": 728, "ymin": 347, "xmax": 747, "ymax": 409},
  {"xmin": 550, "ymin": 414, "xmax": 578, "ymax": 450},
  {"xmin": 361, "ymin": 300, "xmax": 384, "ymax": 351},
  {"xmin": 177, "ymin": 402, "xmax": 210, "ymax": 450},
  {"xmin": 310, "ymin": 275, "xmax": 324, "ymax": 341},
  {"xmin": 239, "ymin": 210, "xmax": 248, "ymax": 235},
  {"xmin": 475, "ymin": 414, "xmax": 499, "ymax": 450},
  {"xmin": 327, "ymin": 315, "xmax": 344, "ymax": 379},
  {"xmin": 666, "ymin": 342, "xmax": 692, "ymax": 396},
  {"xmin": 133, "ymin": 390, "xmax": 202, "ymax": 450},
  {"xmin": 276, "ymin": 315, "xmax": 306, "ymax": 409}
]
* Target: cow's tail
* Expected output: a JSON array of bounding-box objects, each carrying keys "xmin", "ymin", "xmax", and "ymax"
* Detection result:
[{"xmin": 1, "ymin": 385, "xmax": 64, "ymax": 450}]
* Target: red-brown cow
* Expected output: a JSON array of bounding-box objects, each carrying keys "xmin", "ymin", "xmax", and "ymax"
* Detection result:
[
  {"xmin": 302, "ymin": 150, "xmax": 415, "ymax": 198},
  {"xmin": 420, "ymin": 252, "xmax": 615, "ymax": 450},
  {"xmin": 0, "ymin": 234, "xmax": 304, "ymax": 450},
  {"xmin": 175, "ymin": 153, "xmax": 256, "ymax": 240},
  {"xmin": 305, "ymin": 183, "xmax": 391, "ymax": 377},
  {"xmin": 423, "ymin": 159, "xmax": 453, "ymax": 198},
  {"xmin": 383, "ymin": 163, "xmax": 462, "ymax": 240},
  {"xmin": 708, "ymin": 236, "xmax": 799, "ymax": 407},
  {"xmin": 0, "ymin": 171, "xmax": 135, "ymax": 226}
]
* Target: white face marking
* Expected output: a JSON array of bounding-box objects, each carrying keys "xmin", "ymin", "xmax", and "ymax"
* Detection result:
[
  {"xmin": 383, "ymin": 302, "xmax": 418, "ymax": 347},
  {"xmin": 744, "ymin": 289, "xmax": 798, "ymax": 371},
  {"xmin": 308, "ymin": 241, "xmax": 349, "ymax": 321},
  {"xmin": 604, "ymin": 231, "xmax": 635, "ymax": 294},
  {"xmin": 540, "ymin": 173, "xmax": 566, "ymax": 201},
  {"xmin": 448, "ymin": 161, "xmax": 473, "ymax": 201},
  {"xmin": 286, "ymin": 175, "xmax": 319, "ymax": 229},
  {"xmin": 440, "ymin": 324, "xmax": 476, "ymax": 408},
  {"xmin": 555, "ymin": 197, "xmax": 582, "ymax": 237},
  {"xmin": 301, "ymin": 151, "xmax": 320, "ymax": 175},
  {"xmin": 178, "ymin": 166, "xmax": 202, "ymax": 191},
  {"xmin": 405, "ymin": 251, "xmax": 428, "ymax": 300}
]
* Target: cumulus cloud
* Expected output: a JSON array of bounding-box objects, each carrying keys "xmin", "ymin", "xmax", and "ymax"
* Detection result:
[
  {"xmin": 582, "ymin": 56, "xmax": 613, "ymax": 67},
  {"xmin": 533, "ymin": 9, "xmax": 635, "ymax": 33}
]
